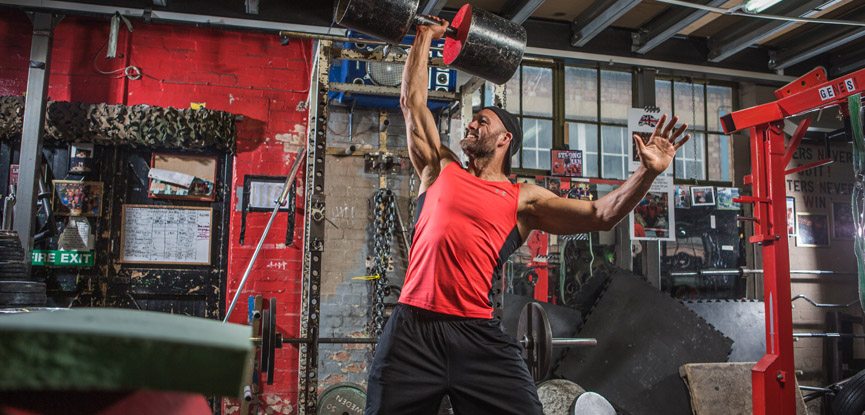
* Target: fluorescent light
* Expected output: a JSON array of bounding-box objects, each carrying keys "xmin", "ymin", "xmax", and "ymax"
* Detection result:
[{"xmin": 743, "ymin": 0, "xmax": 784, "ymax": 13}]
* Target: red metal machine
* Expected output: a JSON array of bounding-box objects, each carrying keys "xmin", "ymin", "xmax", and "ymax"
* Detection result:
[{"xmin": 722, "ymin": 66, "xmax": 865, "ymax": 414}]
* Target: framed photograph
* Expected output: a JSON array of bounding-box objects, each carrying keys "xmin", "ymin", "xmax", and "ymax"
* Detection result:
[
  {"xmin": 691, "ymin": 186, "xmax": 715, "ymax": 206},
  {"xmin": 786, "ymin": 197, "xmax": 797, "ymax": 237},
  {"xmin": 631, "ymin": 175, "xmax": 675, "ymax": 241},
  {"xmin": 69, "ymin": 143, "xmax": 95, "ymax": 174},
  {"xmin": 833, "ymin": 202, "xmax": 854, "ymax": 240},
  {"xmin": 544, "ymin": 176, "xmax": 562, "ymax": 196},
  {"xmin": 52, "ymin": 180, "xmax": 103, "ymax": 217},
  {"xmin": 796, "ymin": 213, "xmax": 830, "ymax": 247},
  {"xmin": 148, "ymin": 153, "xmax": 218, "ymax": 202},
  {"xmin": 716, "ymin": 187, "xmax": 741, "ymax": 210},
  {"xmin": 550, "ymin": 149, "xmax": 583, "ymax": 177},
  {"xmin": 675, "ymin": 185, "xmax": 691, "ymax": 209}
]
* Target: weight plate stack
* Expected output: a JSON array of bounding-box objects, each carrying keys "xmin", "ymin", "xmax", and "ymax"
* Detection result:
[{"xmin": 0, "ymin": 231, "xmax": 29, "ymax": 280}]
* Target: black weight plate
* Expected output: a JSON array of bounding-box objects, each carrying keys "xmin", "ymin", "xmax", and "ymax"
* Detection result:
[
  {"xmin": 317, "ymin": 383, "xmax": 366, "ymax": 415},
  {"xmin": 260, "ymin": 307, "xmax": 272, "ymax": 383},
  {"xmin": 0, "ymin": 281, "xmax": 46, "ymax": 293},
  {"xmin": 0, "ymin": 291, "xmax": 47, "ymax": 306},
  {"xmin": 517, "ymin": 302, "xmax": 552, "ymax": 381},
  {"xmin": 266, "ymin": 297, "xmax": 277, "ymax": 385}
]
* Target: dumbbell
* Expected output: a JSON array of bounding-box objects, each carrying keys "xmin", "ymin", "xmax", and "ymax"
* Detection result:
[
  {"xmin": 334, "ymin": 0, "xmax": 527, "ymax": 85},
  {"xmin": 518, "ymin": 302, "xmax": 598, "ymax": 381}
]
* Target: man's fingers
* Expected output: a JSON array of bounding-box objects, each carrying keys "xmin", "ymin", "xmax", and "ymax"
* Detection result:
[
  {"xmin": 671, "ymin": 123, "xmax": 688, "ymax": 141},
  {"xmin": 673, "ymin": 134, "xmax": 691, "ymax": 150},
  {"xmin": 653, "ymin": 114, "xmax": 667, "ymax": 137},
  {"xmin": 633, "ymin": 134, "xmax": 647, "ymax": 153},
  {"xmin": 662, "ymin": 115, "xmax": 679, "ymax": 137}
]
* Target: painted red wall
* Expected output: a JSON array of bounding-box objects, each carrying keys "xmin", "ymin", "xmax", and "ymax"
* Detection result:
[{"xmin": 0, "ymin": 9, "xmax": 309, "ymax": 412}]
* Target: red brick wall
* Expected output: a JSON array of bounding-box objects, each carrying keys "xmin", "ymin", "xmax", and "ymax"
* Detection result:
[{"xmin": 0, "ymin": 9, "xmax": 309, "ymax": 412}]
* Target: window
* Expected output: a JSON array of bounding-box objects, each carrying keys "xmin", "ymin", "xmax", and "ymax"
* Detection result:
[
  {"xmin": 655, "ymin": 80, "xmax": 734, "ymax": 182},
  {"xmin": 485, "ymin": 65, "xmax": 554, "ymax": 171},
  {"xmin": 565, "ymin": 67, "xmax": 632, "ymax": 179}
]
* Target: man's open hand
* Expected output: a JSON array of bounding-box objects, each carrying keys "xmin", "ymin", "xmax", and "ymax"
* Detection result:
[{"xmin": 634, "ymin": 114, "xmax": 690, "ymax": 175}]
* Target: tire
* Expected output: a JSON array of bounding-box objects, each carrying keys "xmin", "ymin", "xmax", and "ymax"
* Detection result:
[{"xmin": 833, "ymin": 368, "xmax": 865, "ymax": 415}]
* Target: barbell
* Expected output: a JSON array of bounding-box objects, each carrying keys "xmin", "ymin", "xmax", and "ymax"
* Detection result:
[
  {"xmin": 334, "ymin": 0, "xmax": 527, "ymax": 85},
  {"xmin": 517, "ymin": 302, "xmax": 598, "ymax": 381}
]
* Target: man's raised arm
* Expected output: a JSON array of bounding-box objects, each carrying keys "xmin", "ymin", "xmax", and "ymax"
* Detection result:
[
  {"xmin": 521, "ymin": 115, "xmax": 690, "ymax": 235},
  {"xmin": 400, "ymin": 19, "xmax": 449, "ymax": 180}
]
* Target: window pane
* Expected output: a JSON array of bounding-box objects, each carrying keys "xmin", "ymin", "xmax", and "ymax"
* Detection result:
[
  {"xmin": 708, "ymin": 133, "xmax": 732, "ymax": 182},
  {"xmin": 655, "ymin": 80, "xmax": 672, "ymax": 113},
  {"xmin": 601, "ymin": 125, "xmax": 627, "ymax": 179},
  {"xmin": 675, "ymin": 132, "xmax": 706, "ymax": 180},
  {"xmin": 603, "ymin": 156, "xmax": 624, "ymax": 179},
  {"xmin": 522, "ymin": 118, "xmax": 552, "ymax": 170},
  {"xmin": 707, "ymin": 85, "xmax": 733, "ymax": 132},
  {"xmin": 522, "ymin": 66, "xmax": 553, "ymax": 117},
  {"xmin": 504, "ymin": 69, "xmax": 521, "ymax": 114},
  {"xmin": 567, "ymin": 122, "xmax": 598, "ymax": 177},
  {"xmin": 673, "ymin": 82, "xmax": 706, "ymax": 130},
  {"xmin": 565, "ymin": 67, "xmax": 598, "ymax": 121},
  {"xmin": 600, "ymin": 70, "xmax": 632, "ymax": 123}
]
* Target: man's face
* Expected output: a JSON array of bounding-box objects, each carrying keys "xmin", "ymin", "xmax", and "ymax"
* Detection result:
[{"xmin": 461, "ymin": 109, "xmax": 510, "ymax": 159}]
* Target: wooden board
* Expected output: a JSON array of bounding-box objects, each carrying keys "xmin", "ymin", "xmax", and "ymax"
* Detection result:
[
  {"xmin": 120, "ymin": 204, "xmax": 212, "ymax": 265},
  {"xmin": 0, "ymin": 308, "xmax": 252, "ymax": 397},
  {"xmin": 679, "ymin": 363, "xmax": 808, "ymax": 415}
]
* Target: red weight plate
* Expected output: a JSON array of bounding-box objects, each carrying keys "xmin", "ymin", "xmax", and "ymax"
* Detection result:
[{"xmin": 443, "ymin": 4, "xmax": 471, "ymax": 65}]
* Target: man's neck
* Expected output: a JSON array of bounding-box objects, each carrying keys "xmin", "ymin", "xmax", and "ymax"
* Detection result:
[{"xmin": 466, "ymin": 156, "xmax": 508, "ymax": 182}]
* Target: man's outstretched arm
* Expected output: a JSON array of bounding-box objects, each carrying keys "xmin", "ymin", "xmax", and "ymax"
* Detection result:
[
  {"xmin": 520, "ymin": 115, "xmax": 690, "ymax": 235},
  {"xmin": 400, "ymin": 20, "xmax": 450, "ymax": 182}
]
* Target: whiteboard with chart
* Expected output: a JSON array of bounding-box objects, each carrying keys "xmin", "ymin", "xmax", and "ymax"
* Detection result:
[{"xmin": 120, "ymin": 204, "xmax": 212, "ymax": 265}]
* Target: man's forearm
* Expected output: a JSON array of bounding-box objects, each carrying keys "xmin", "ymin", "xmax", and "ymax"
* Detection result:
[
  {"xmin": 400, "ymin": 31, "xmax": 433, "ymax": 109},
  {"xmin": 593, "ymin": 166, "xmax": 659, "ymax": 227}
]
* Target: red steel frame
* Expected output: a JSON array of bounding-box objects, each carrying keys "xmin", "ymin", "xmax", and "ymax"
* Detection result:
[{"xmin": 722, "ymin": 66, "xmax": 865, "ymax": 415}]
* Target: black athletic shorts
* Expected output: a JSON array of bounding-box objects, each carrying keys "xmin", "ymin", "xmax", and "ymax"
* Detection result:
[{"xmin": 365, "ymin": 304, "xmax": 543, "ymax": 415}]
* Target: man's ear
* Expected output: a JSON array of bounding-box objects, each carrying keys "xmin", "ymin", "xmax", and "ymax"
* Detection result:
[{"xmin": 500, "ymin": 131, "xmax": 513, "ymax": 149}]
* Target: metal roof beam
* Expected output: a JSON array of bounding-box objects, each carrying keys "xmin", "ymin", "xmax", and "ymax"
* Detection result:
[
  {"xmin": 632, "ymin": 0, "xmax": 726, "ymax": 54},
  {"xmin": 571, "ymin": 0, "xmax": 641, "ymax": 47},
  {"xmin": 708, "ymin": 0, "xmax": 837, "ymax": 62},
  {"xmin": 770, "ymin": 6, "xmax": 865, "ymax": 70},
  {"xmin": 501, "ymin": 0, "xmax": 546, "ymax": 24},
  {"xmin": 419, "ymin": 0, "xmax": 448, "ymax": 16}
]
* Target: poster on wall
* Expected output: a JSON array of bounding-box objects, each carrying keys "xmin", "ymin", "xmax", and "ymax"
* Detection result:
[
  {"xmin": 627, "ymin": 107, "xmax": 671, "ymax": 174},
  {"xmin": 630, "ymin": 175, "xmax": 675, "ymax": 241},
  {"xmin": 786, "ymin": 197, "xmax": 797, "ymax": 237},
  {"xmin": 674, "ymin": 185, "xmax": 691, "ymax": 209},
  {"xmin": 120, "ymin": 204, "xmax": 212, "ymax": 265},
  {"xmin": 796, "ymin": 213, "xmax": 830, "ymax": 247},
  {"xmin": 832, "ymin": 202, "xmax": 854, "ymax": 240},
  {"xmin": 691, "ymin": 186, "xmax": 715, "ymax": 206},
  {"xmin": 550, "ymin": 150, "xmax": 583, "ymax": 177},
  {"xmin": 716, "ymin": 187, "xmax": 741, "ymax": 210},
  {"xmin": 52, "ymin": 180, "xmax": 103, "ymax": 217}
]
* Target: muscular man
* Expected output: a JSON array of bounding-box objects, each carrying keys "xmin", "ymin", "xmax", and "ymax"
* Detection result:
[{"xmin": 364, "ymin": 19, "xmax": 691, "ymax": 415}]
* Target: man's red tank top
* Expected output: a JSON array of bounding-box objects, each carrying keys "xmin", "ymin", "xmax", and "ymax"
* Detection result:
[{"xmin": 399, "ymin": 162, "xmax": 522, "ymax": 318}]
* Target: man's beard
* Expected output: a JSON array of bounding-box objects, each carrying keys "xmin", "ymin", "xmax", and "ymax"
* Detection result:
[{"xmin": 460, "ymin": 134, "xmax": 495, "ymax": 159}]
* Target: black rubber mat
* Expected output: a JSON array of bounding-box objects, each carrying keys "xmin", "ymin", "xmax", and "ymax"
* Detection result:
[
  {"xmin": 684, "ymin": 299, "xmax": 765, "ymax": 363},
  {"xmin": 555, "ymin": 270, "xmax": 733, "ymax": 415}
]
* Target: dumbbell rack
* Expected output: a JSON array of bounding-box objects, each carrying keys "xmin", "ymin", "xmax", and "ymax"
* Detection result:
[{"xmin": 721, "ymin": 66, "xmax": 865, "ymax": 415}]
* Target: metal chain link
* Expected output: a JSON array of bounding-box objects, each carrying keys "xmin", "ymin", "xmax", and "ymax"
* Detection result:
[{"xmin": 368, "ymin": 189, "xmax": 397, "ymax": 350}]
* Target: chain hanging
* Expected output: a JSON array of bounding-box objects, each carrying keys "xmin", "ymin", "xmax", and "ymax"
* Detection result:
[{"xmin": 367, "ymin": 189, "xmax": 397, "ymax": 349}]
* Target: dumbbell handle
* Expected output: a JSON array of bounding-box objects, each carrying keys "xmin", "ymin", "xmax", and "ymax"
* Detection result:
[{"xmin": 415, "ymin": 15, "xmax": 458, "ymax": 37}]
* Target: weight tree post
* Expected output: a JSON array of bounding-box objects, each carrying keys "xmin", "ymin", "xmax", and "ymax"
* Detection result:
[
  {"xmin": 298, "ymin": 39, "xmax": 329, "ymax": 415},
  {"xmin": 721, "ymin": 66, "xmax": 865, "ymax": 415}
]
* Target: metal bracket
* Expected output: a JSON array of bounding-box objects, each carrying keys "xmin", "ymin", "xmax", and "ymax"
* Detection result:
[{"xmin": 364, "ymin": 152, "xmax": 407, "ymax": 175}]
